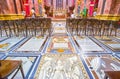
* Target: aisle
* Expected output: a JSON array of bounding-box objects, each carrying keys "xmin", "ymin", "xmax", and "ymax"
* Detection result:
[{"xmin": 34, "ymin": 21, "xmax": 90, "ymax": 79}]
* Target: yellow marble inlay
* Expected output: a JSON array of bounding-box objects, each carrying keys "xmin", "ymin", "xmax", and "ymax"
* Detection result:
[
  {"xmin": 57, "ymin": 48, "xmax": 64, "ymax": 53},
  {"xmin": 105, "ymin": 41, "xmax": 119, "ymax": 44},
  {"xmin": 55, "ymin": 27, "xmax": 65, "ymax": 30},
  {"xmin": 95, "ymin": 36, "xmax": 111, "ymax": 41},
  {"xmin": 53, "ymin": 37, "xmax": 67, "ymax": 43},
  {"xmin": 0, "ymin": 43, "xmax": 9, "ymax": 48},
  {"xmin": 36, "ymin": 36, "xmax": 43, "ymax": 39}
]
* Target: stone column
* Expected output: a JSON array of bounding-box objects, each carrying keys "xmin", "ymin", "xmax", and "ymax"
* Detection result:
[
  {"xmin": 16, "ymin": 0, "xmax": 22, "ymax": 14},
  {"xmin": 109, "ymin": 0, "xmax": 120, "ymax": 15},
  {"xmin": 63, "ymin": 0, "xmax": 66, "ymax": 9},
  {"xmin": 6, "ymin": 0, "xmax": 16, "ymax": 14},
  {"xmin": 34, "ymin": 0, "xmax": 39, "ymax": 15},
  {"xmin": 103, "ymin": 0, "xmax": 112, "ymax": 14},
  {"xmin": 53, "ymin": 0, "xmax": 56, "ymax": 18},
  {"xmin": 29, "ymin": 0, "xmax": 34, "ymax": 11},
  {"xmin": 97, "ymin": 0, "xmax": 103, "ymax": 15},
  {"xmin": 75, "ymin": 0, "xmax": 78, "ymax": 16},
  {"xmin": 0, "ymin": 0, "xmax": 9, "ymax": 14}
]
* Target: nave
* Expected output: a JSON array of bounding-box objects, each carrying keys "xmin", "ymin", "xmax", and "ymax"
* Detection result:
[{"xmin": 0, "ymin": 20, "xmax": 120, "ymax": 79}]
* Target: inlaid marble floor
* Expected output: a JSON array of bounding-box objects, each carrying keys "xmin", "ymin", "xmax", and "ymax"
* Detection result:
[{"xmin": 0, "ymin": 21, "xmax": 120, "ymax": 79}]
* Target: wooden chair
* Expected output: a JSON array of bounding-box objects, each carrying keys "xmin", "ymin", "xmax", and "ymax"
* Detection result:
[
  {"xmin": 2, "ymin": 20, "xmax": 10, "ymax": 37},
  {"xmin": 67, "ymin": 18, "xmax": 74, "ymax": 35},
  {"xmin": 0, "ymin": 60, "xmax": 25, "ymax": 79},
  {"xmin": 33, "ymin": 18, "xmax": 41, "ymax": 36},
  {"xmin": 0, "ymin": 21, "xmax": 3, "ymax": 37},
  {"xmin": 77, "ymin": 19, "xmax": 87, "ymax": 36},
  {"xmin": 102, "ymin": 21, "xmax": 110, "ymax": 36},
  {"xmin": 24, "ymin": 18, "xmax": 35, "ymax": 37},
  {"xmin": 93, "ymin": 20, "xmax": 102, "ymax": 36},
  {"xmin": 109, "ymin": 21, "xmax": 119, "ymax": 36},
  {"xmin": 15, "ymin": 19, "xmax": 26, "ymax": 37},
  {"xmin": 86, "ymin": 19, "xmax": 94, "ymax": 36}
]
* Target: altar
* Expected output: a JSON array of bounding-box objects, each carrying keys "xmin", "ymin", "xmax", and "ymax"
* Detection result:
[
  {"xmin": 53, "ymin": 10, "xmax": 66, "ymax": 18},
  {"xmin": 43, "ymin": 0, "xmax": 75, "ymax": 19}
]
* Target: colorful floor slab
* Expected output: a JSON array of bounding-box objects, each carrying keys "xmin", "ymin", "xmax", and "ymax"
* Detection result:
[
  {"xmin": 83, "ymin": 55, "xmax": 120, "ymax": 79},
  {"xmin": 52, "ymin": 22, "xmax": 66, "ymax": 27},
  {"xmin": 74, "ymin": 36, "xmax": 104, "ymax": 52},
  {"xmin": 53, "ymin": 27, "xmax": 67, "ymax": 34},
  {"xmin": 0, "ymin": 54, "xmax": 4, "ymax": 59},
  {"xmin": 0, "ymin": 37, "xmax": 7, "ymax": 42},
  {"xmin": 0, "ymin": 37, "xmax": 24, "ymax": 52},
  {"xmin": 47, "ymin": 36, "xmax": 75, "ymax": 54},
  {"xmin": 116, "ymin": 54, "xmax": 120, "ymax": 58},
  {"xmin": 16, "ymin": 36, "xmax": 47, "ymax": 52},
  {"xmin": 53, "ymin": 22, "xmax": 67, "ymax": 35},
  {"xmin": 114, "ymin": 36, "xmax": 120, "ymax": 40},
  {"xmin": 5, "ymin": 56, "xmax": 37, "ymax": 79},
  {"xmin": 34, "ymin": 54, "xmax": 90, "ymax": 79},
  {"xmin": 95, "ymin": 36, "xmax": 120, "ymax": 51}
]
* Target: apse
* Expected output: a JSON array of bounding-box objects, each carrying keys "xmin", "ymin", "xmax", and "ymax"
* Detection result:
[{"xmin": 43, "ymin": 0, "xmax": 75, "ymax": 18}]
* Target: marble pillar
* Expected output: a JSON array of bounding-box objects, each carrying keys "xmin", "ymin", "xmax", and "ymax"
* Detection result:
[
  {"xmin": 34, "ymin": 0, "xmax": 39, "ymax": 15},
  {"xmin": 7, "ymin": 0, "xmax": 16, "ymax": 14},
  {"xmin": 53, "ymin": 0, "xmax": 56, "ymax": 17},
  {"xmin": 29, "ymin": 0, "xmax": 34, "ymax": 11},
  {"xmin": 16, "ymin": 0, "xmax": 22, "ymax": 14},
  {"xmin": 63, "ymin": 0, "xmax": 66, "ymax": 9},
  {"xmin": 0, "ymin": 0, "xmax": 9, "ymax": 14},
  {"xmin": 103, "ymin": 0, "xmax": 112, "ymax": 14},
  {"xmin": 97, "ymin": 0, "xmax": 120, "ymax": 15},
  {"xmin": 97, "ymin": 0, "xmax": 103, "ymax": 15},
  {"xmin": 109, "ymin": 0, "xmax": 120, "ymax": 15}
]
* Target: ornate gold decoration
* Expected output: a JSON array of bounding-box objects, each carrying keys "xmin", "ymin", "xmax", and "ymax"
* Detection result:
[
  {"xmin": 95, "ymin": 14, "xmax": 120, "ymax": 21},
  {"xmin": 0, "ymin": 14, "xmax": 24, "ymax": 20},
  {"xmin": 77, "ymin": 0, "xmax": 81, "ymax": 5},
  {"xmin": 38, "ymin": 0, "xmax": 42, "ymax": 4}
]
